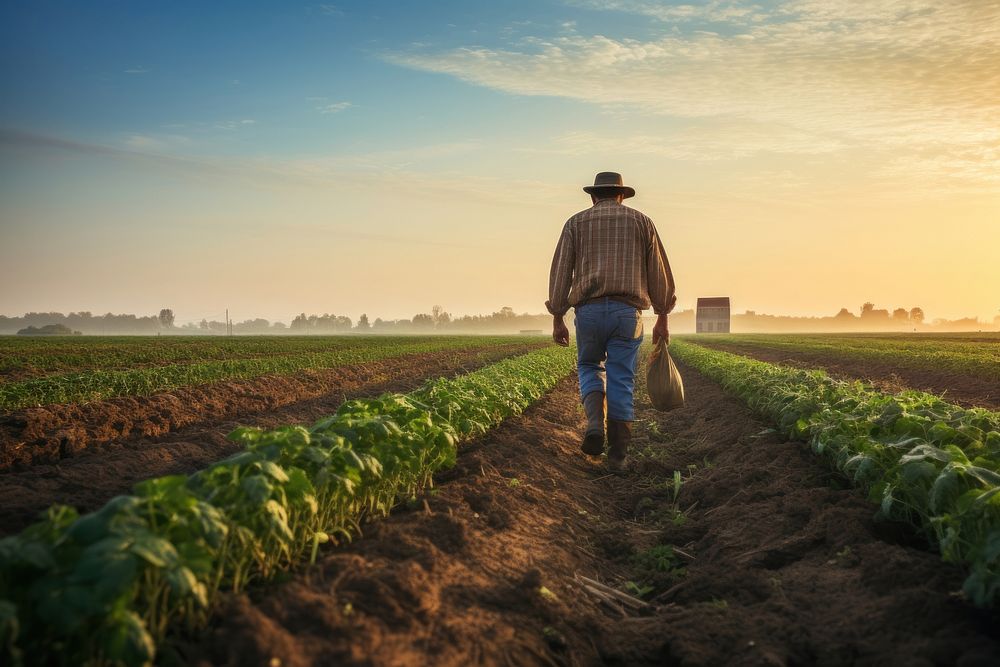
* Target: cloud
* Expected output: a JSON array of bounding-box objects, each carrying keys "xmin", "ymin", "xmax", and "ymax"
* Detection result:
[
  {"xmin": 123, "ymin": 135, "xmax": 165, "ymax": 150},
  {"xmin": 566, "ymin": 0, "xmax": 763, "ymax": 24},
  {"xmin": 529, "ymin": 123, "xmax": 844, "ymax": 161},
  {"xmin": 317, "ymin": 4, "xmax": 343, "ymax": 17},
  {"xmin": 124, "ymin": 66, "xmax": 149, "ymax": 74},
  {"xmin": 0, "ymin": 129, "xmax": 560, "ymax": 206},
  {"xmin": 385, "ymin": 0, "xmax": 1000, "ymax": 185},
  {"xmin": 215, "ymin": 119, "xmax": 256, "ymax": 130},
  {"xmin": 317, "ymin": 101, "xmax": 352, "ymax": 114}
]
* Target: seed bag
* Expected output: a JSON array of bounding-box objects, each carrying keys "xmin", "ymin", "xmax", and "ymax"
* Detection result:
[{"xmin": 646, "ymin": 339, "xmax": 685, "ymax": 411}]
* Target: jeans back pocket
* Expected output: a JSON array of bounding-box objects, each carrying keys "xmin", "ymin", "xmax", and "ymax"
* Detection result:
[{"xmin": 616, "ymin": 311, "xmax": 643, "ymax": 340}]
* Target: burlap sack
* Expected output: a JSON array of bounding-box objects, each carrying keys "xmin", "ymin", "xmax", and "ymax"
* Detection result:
[{"xmin": 646, "ymin": 339, "xmax": 685, "ymax": 411}]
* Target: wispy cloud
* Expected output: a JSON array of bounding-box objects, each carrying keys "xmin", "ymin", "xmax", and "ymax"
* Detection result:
[
  {"xmin": 0, "ymin": 129, "xmax": 558, "ymax": 205},
  {"xmin": 529, "ymin": 123, "xmax": 844, "ymax": 161},
  {"xmin": 123, "ymin": 135, "xmax": 165, "ymax": 150},
  {"xmin": 124, "ymin": 66, "xmax": 149, "ymax": 74},
  {"xmin": 317, "ymin": 4, "xmax": 344, "ymax": 17},
  {"xmin": 215, "ymin": 119, "xmax": 256, "ymax": 130},
  {"xmin": 317, "ymin": 101, "xmax": 352, "ymax": 114},
  {"xmin": 385, "ymin": 0, "xmax": 1000, "ymax": 186},
  {"xmin": 567, "ymin": 0, "xmax": 762, "ymax": 24}
]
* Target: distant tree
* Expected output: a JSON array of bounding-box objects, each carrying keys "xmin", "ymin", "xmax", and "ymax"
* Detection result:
[
  {"xmin": 356, "ymin": 314, "xmax": 370, "ymax": 331},
  {"xmin": 892, "ymin": 308, "xmax": 909, "ymax": 321},
  {"xmin": 431, "ymin": 305, "xmax": 452, "ymax": 327},
  {"xmin": 291, "ymin": 313, "xmax": 309, "ymax": 330},
  {"xmin": 412, "ymin": 313, "xmax": 434, "ymax": 328},
  {"xmin": 860, "ymin": 302, "xmax": 875, "ymax": 316},
  {"xmin": 835, "ymin": 308, "xmax": 854, "ymax": 319},
  {"xmin": 158, "ymin": 308, "xmax": 175, "ymax": 328},
  {"xmin": 272, "ymin": 321, "xmax": 287, "ymax": 330},
  {"xmin": 199, "ymin": 319, "xmax": 209, "ymax": 330},
  {"xmin": 17, "ymin": 323, "xmax": 77, "ymax": 335},
  {"xmin": 909, "ymin": 307, "xmax": 925, "ymax": 325},
  {"xmin": 234, "ymin": 318, "xmax": 270, "ymax": 333}
]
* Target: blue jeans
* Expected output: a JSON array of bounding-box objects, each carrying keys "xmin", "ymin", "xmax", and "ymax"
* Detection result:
[{"xmin": 574, "ymin": 299, "xmax": 644, "ymax": 421}]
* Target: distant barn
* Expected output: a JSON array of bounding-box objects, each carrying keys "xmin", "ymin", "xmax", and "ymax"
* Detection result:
[{"xmin": 696, "ymin": 297, "xmax": 731, "ymax": 333}]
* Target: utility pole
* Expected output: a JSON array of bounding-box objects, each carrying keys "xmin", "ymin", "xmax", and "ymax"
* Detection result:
[{"xmin": 226, "ymin": 308, "xmax": 231, "ymax": 337}]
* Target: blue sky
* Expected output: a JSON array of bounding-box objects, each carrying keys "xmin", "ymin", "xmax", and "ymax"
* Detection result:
[
  {"xmin": 2, "ymin": 1, "xmax": 621, "ymax": 155},
  {"xmin": 1, "ymin": 1, "xmax": 998, "ymax": 323}
]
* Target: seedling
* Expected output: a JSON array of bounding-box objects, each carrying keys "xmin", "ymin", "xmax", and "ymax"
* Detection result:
[{"xmin": 625, "ymin": 581, "xmax": 654, "ymax": 598}]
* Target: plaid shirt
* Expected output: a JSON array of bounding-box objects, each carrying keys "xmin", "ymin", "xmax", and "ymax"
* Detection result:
[{"xmin": 546, "ymin": 200, "xmax": 676, "ymax": 316}]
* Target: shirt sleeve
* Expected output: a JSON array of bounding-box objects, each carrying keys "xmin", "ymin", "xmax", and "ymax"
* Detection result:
[
  {"xmin": 646, "ymin": 220, "xmax": 676, "ymax": 315},
  {"xmin": 545, "ymin": 220, "xmax": 575, "ymax": 316}
]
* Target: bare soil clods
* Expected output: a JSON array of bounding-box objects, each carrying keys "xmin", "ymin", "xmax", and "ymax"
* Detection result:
[
  {"xmin": 0, "ymin": 344, "xmax": 540, "ymax": 536},
  {"xmin": 188, "ymin": 364, "xmax": 1000, "ymax": 666}
]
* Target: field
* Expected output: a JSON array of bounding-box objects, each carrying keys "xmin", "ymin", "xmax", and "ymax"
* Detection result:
[
  {"xmin": 2, "ymin": 333, "xmax": 1000, "ymax": 665},
  {"xmin": 685, "ymin": 332, "xmax": 1000, "ymax": 409}
]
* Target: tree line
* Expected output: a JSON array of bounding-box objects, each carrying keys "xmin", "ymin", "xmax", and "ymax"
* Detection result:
[{"xmin": 3, "ymin": 303, "xmax": 998, "ymax": 335}]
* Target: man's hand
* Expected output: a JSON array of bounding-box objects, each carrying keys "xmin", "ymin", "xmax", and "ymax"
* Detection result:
[
  {"xmin": 652, "ymin": 313, "xmax": 669, "ymax": 345},
  {"xmin": 552, "ymin": 315, "xmax": 570, "ymax": 347}
]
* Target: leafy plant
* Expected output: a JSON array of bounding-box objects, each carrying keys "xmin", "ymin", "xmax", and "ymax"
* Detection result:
[
  {"xmin": 0, "ymin": 345, "xmax": 576, "ymax": 665},
  {"xmin": 0, "ymin": 335, "xmax": 539, "ymax": 409},
  {"xmin": 624, "ymin": 581, "xmax": 654, "ymax": 598},
  {"xmin": 672, "ymin": 340, "xmax": 1000, "ymax": 606}
]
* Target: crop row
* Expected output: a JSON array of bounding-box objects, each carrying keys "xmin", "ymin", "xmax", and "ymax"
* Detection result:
[
  {"xmin": 0, "ymin": 336, "xmax": 535, "ymax": 410},
  {"xmin": 686, "ymin": 333, "xmax": 1000, "ymax": 384},
  {"xmin": 0, "ymin": 345, "xmax": 575, "ymax": 666},
  {"xmin": 0, "ymin": 335, "xmax": 529, "ymax": 381},
  {"xmin": 670, "ymin": 340, "xmax": 1000, "ymax": 606}
]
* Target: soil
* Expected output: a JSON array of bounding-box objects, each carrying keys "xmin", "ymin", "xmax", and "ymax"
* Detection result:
[
  {"xmin": 184, "ymin": 363, "xmax": 1000, "ymax": 667},
  {"xmin": 694, "ymin": 341, "xmax": 1000, "ymax": 411},
  {"xmin": 0, "ymin": 343, "xmax": 544, "ymax": 472},
  {"xmin": 0, "ymin": 343, "xmax": 541, "ymax": 536}
]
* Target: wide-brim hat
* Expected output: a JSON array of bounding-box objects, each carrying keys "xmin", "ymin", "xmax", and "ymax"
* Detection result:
[{"xmin": 583, "ymin": 171, "xmax": 635, "ymax": 199}]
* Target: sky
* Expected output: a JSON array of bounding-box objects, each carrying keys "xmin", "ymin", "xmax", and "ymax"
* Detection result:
[{"xmin": 1, "ymin": 0, "xmax": 998, "ymax": 325}]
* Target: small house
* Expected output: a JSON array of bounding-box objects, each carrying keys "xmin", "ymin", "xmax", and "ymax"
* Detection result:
[{"xmin": 696, "ymin": 297, "xmax": 731, "ymax": 333}]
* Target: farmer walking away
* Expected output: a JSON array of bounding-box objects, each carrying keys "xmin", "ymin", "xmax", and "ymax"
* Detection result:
[{"xmin": 547, "ymin": 172, "xmax": 677, "ymax": 470}]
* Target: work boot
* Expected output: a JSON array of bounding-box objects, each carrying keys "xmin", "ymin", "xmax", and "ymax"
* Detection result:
[
  {"xmin": 607, "ymin": 419, "xmax": 632, "ymax": 472},
  {"xmin": 581, "ymin": 391, "xmax": 606, "ymax": 456}
]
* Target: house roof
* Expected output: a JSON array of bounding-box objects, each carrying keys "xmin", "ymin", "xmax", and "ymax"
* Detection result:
[{"xmin": 697, "ymin": 297, "xmax": 731, "ymax": 308}]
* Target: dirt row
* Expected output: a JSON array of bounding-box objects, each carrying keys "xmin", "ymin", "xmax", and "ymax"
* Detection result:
[
  {"xmin": 692, "ymin": 340, "xmax": 999, "ymax": 411},
  {"xmin": 183, "ymin": 363, "xmax": 1000, "ymax": 666},
  {"xmin": 0, "ymin": 343, "xmax": 541, "ymax": 536},
  {"xmin": 0, "ymin": 343, "xmax": 543, "ymax": 472}
]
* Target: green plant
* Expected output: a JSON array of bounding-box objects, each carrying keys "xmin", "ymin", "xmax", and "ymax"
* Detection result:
[
  {"xmin": 0, "ymin": 335, "xmax": 539, "ymax": 409},
  {"xmin": 672, "ymin": 339, "xmax": 1000, "ymax": 606},
  {"xmin": 683, "ymin": 333, "xmax": 1000, "ymax": 386},
  {"xmin": 631, "ymin": 545, "xmax": 685, "ymax": 574},
  {"xmin": 624, "ymin": 581, "xmax": 654, "ymax": 598},
  {"xmin": 0, "ymin": 345, "xmax": 576, "ymax": 665},
  {"xmin": 672, "ymin": 470, "xmax": 683, "ymax": 503}
]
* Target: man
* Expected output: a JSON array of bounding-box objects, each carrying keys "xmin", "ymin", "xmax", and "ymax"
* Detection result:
[{"xmin": 546, "ymin": 172, "xmax": 677, "ymax": 471}]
